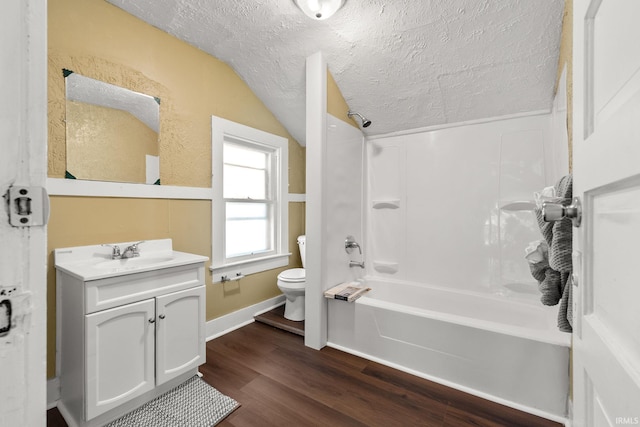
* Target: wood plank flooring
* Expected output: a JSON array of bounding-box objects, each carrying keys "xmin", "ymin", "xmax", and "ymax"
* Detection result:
[{"xmin": 47, "ymin": 322, "xmax": 563, "ymax": 427}]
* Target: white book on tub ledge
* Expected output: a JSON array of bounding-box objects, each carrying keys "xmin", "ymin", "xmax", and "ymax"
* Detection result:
[{"xmin": 324, "ymin": 282, "xmax": 371, "ymax": 302}]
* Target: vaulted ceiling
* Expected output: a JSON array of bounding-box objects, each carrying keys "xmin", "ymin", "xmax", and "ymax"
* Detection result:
[{"xmin": 106, "ymin": 0, "xmax": 565, "ymax": 145}]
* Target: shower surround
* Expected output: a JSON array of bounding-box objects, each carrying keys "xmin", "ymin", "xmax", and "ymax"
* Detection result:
[
  {"xmin": 366, "ymin": 114, "xmax": 556, "ymax": 297},
  {"xmin": 326, "ymin": 113, "xmax": 570, "ymax": 421}
]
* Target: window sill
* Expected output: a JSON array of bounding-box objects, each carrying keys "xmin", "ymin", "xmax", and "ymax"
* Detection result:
[{"xmin": 210, "ymin": 253, "xmax": 291, "ymax": 283}]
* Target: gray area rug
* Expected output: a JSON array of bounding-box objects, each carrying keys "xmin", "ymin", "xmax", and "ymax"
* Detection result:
[{"xmin": 106, "ymin": 376, "xmax": 240, "ymax": 427}]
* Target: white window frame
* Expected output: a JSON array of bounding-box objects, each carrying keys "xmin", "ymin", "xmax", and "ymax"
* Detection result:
[{"xmin": 210, "ymin": 116, "xmax": 289, "ymax": 281}]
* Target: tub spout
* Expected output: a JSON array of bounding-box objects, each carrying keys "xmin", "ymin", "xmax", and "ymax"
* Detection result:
[{"xmin": 349, "ymin": 261, "xmax": 365, "ymax": 269}]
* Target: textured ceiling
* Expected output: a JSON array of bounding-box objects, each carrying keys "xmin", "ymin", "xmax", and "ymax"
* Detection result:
[{"xmin": 106, "ymin": 0, "xmax": 565, "ymax": 145}]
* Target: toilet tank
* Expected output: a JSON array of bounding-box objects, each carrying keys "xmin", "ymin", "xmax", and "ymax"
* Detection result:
[{"xmin": 297, "ymin": 235, "xmax": 306, "ymax": 268}]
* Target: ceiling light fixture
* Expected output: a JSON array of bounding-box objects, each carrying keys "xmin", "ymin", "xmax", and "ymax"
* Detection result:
[{"xmin": 294, "ymin": 0, "xmax": 345, "ymax": 20}]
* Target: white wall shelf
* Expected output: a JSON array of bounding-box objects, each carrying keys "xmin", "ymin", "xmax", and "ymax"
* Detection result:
[
  {"xmin": 371, "ymin": 200, "xmax": 400, "ymax": 209},
  {"xmin": 372, "ymin": 261, "xmax": 399, "ymax": 274}
]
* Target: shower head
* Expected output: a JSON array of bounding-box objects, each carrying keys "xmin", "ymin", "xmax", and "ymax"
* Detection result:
[{"xmin": 347, "ymin": 110, "xmax": 372, "ymax": 128}]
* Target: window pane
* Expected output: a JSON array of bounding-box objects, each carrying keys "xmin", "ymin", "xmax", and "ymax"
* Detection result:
[
  {"xmin": 223, "ymin": 165, "xmax": 266, "ymax": 199},
  {"xmin": 226, "ymin": 202, "xmax": 267, "ymax": 219},
  {"xmin": 226, "ymin": 219, "xmax": 270, "ymax": 257},
  {"xmin": 224, "ymin": 143, "xmax": 267, "ymax": 169},
  {"xmin": 226, "ymin": 202, "xmax": 272, "ymax": 258}
]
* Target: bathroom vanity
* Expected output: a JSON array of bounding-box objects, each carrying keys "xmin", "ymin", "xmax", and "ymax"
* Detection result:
[{"xmin": 54, "ymin": 239, "xmax": 208, "ymax": 427}]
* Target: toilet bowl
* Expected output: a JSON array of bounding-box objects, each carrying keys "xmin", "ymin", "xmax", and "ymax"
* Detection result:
[{"xmin": 277, "ymin": 235, "xmax": 306, "ymax": 321}]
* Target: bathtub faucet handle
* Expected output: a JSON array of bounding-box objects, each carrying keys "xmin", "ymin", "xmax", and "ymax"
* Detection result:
[{"xmin": 345, "ymin": 235, "xmax": 362, "ymax": 254}]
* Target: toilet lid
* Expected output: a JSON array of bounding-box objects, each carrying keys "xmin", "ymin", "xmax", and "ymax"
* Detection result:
[{"xmin": 278, "ymin": 268, "xmax": 305, "ymax": 282}]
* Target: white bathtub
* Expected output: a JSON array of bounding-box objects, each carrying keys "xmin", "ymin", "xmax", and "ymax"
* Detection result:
[{"xmin": 327, "ymin": 279, "xmax": 570, "ymax": 421}]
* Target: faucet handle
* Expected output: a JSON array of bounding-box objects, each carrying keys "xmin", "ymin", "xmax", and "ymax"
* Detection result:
[
  {"xmin": 101, "ymin": 244, "xmax": 121, "ymax": 258},
  {"xmin": 345, "ymin": 235, "xmax": 362, "ymax": 255},
  {"xmin": 130, "ymin": 240, "xmax": 145, "ymax": 256}
]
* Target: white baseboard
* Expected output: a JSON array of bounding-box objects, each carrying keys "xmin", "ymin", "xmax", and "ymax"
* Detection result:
[
  {"xmin": 205, "ymin": 294, "xmax": 285, "ymax": 341},
  {"xmin": 47, "ymin": 377, "xmax": 60, "ymax": 409}
]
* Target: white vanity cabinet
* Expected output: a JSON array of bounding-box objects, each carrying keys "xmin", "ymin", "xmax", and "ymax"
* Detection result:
[
  {"xmin": 155, "ymin": 286, "xmax": 206, "ymax": 385},
  {"xmin": 84, "ymin": 286, "xmax": 205, "ymax": 420},
  {"xmin": 85, "ymin": 298, "xmax": 156, "ymax": 419},
  {"xmin": 55, "ymin": 240, "xmax": 208, "ymax": 427}
]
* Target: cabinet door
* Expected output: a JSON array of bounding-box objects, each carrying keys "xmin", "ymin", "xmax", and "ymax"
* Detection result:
[
  {"xmin": 155, "ymin": 286, "xmax": 205, "ymax": 385},
  {"xmin": 85, "ymin": 299, "xmax": 155, "ymax": 420}
]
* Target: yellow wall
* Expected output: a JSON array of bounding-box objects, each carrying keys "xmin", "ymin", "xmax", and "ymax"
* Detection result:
[
  {"xmin": 66, "ymin": 101, "xmax": 158, "ymax": 182},
  {"xmin": 47, "ymin": 0, "xmax": 306, "ymax": 378},
  {"xmin": 556, "ymin": 0, "xmax": 573, "ymax": 172},
  {"xmin": 327, "ymin": 69, "xmax": 359, "ymax": 128}
]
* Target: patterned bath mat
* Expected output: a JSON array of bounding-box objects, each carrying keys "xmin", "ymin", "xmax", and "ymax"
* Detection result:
[{"xmin": 106, "ymin": 376, "xmax": 240, "ymax": 427}]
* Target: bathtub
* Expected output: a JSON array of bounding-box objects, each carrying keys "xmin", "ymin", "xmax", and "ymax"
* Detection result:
[{"xmin": 327, "ymin": 279, "xmax": 570, "ymax": 421}]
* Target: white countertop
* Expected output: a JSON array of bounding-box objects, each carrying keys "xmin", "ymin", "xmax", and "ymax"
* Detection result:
[{"xmin": 54, "ymin": 238, "xmax": 209, "ymax": 281}]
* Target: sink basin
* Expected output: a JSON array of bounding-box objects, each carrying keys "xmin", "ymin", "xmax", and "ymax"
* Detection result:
[
  {"xmin": 54, "ymin": 239, "xmax": 209, "ymax": 281},
  {"xmin": 94, "ymin": 255, "xmax": 176, "ymax": 270}
]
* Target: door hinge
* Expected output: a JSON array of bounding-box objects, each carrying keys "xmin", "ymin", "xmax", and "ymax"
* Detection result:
[{"xmin": 4, "ymin": 185, "xmax": 50, "ymax": 227}]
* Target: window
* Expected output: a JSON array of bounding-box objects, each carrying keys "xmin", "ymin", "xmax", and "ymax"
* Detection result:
[
  {"xmin": 223, "ymin": 142, "xmax": 273, "ymax": 258},
  {"xmin": 211, "ymin": 117, "xmax": 289, "ymax": 279}
]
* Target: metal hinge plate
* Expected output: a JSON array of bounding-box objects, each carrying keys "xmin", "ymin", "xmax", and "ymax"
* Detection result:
[{"xmin": 5, "ymin": 185, "xmax": 50, "ymax": 227}]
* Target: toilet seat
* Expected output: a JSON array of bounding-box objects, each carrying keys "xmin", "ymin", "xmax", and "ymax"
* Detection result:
[{"xmin": 277, "ymin": 268, "xmax": 305, "ymax": 283}]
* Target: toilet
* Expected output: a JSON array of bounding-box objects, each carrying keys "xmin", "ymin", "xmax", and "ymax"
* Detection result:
[{"xmin": 277, "ymin": 235, "xmax": 306, "ymax": 321}]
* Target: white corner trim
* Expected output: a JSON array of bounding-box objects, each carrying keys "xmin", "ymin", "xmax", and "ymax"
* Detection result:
[
  {"xmin": 47, "ymin": 178, "xmax": 213, "ymax": 200},
  {"xmin": 205, "ymin": 294, "xmax": 285, "ymax": 341},
  {"xmin": 288, "ymin": 193, "xmax": 306, "ymax": 202},
  {"xmin": 47, "ymin": 377, "xmax": 60, "ymax": 409},
  {"xmin": 304, "ymin": 50, "xmax": 328, "ymax": 351}
]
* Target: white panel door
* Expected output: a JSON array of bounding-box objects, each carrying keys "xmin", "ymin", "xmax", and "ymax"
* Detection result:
[
  {"xmin": 0, "ymin": 1, "xmax": 47, "ymax": 425},
  {"xmin": 155, "ymin": 286, "xmax": 205, "ymax": 385},
  {"xmin": 573, "ymin": 0, "xmax": 640, "ymax": 425},
  {"xmin": 85, "ymin": 299, "xmax": 155, "ymax": 420}
]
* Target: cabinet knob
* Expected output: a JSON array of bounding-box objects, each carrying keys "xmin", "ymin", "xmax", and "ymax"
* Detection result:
[
  {"xmin": 159, "ymin": 314, "xmax": 166, "ymax": 319},
  {"xmin": 148, "ymin": 318, "xmax": 155, "ymax": 324}
]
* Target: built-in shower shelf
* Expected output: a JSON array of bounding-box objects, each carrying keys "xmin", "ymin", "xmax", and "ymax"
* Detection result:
[
  {"xmin": 373, "ymin": 261, "xmax": 399, "ymax": 274},
  {"xmin": 371, "ymin": 200, "xmax": 400, "ymax": 209}
]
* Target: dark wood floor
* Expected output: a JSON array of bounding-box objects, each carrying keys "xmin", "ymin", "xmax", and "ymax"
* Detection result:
[{"xmin": 48, "ymin": 322, "xmax": 563, "ymax": 427}]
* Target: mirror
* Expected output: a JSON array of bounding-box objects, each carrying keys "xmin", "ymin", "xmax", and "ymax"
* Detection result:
[{"xmin": 64, "ymin": 70, "xmax": 161, "ymax": 184}]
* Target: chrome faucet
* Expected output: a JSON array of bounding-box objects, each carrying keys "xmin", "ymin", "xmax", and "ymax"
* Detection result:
[
  {"xmin": 102, "ymin": 241, "xmax": 145, "ymax": 259},
  {"xmin": 345, "ymin": 236, "xmax": 364, "ymax": 269},
  {"xmin": 101, "ymin": 244, "xmax": 122, "ymax": 259},
  {"xmin": 344, "ymin": 236, "xmax": 362, "ymax": 254},
  {"xmin": 121, "ymin": 241, "xmax": 145, "ymax": 259}
]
